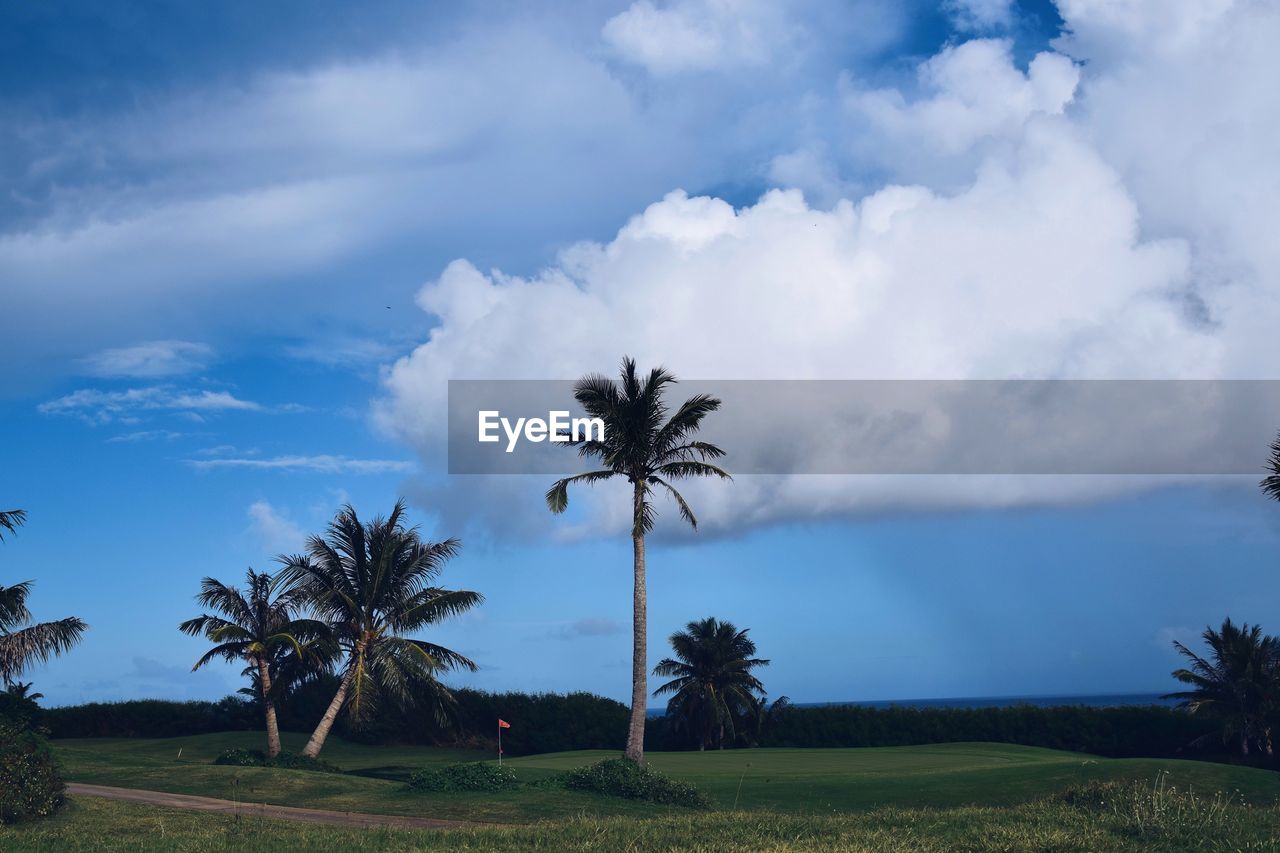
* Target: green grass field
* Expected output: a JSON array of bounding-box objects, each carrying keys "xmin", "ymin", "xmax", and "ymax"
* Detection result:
[
  {"xmin": 3, "ymin": 734, "xmax": 1279, "ymax": 849},
  {"xmin": 5, "ymin": 787, "xmax": 1280, "ymax": 851},
  {"xmin": 47, "ymin": 731, "xmax": 1280, "ymax": 819}
]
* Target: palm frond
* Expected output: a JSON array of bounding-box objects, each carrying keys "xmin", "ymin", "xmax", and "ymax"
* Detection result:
[
  {"xmin": 0, "ymin": 616, "xmax": 88, "ymax": 681},
  {"xmin": 0, "ymin": 509, "xmax": 27, "ymax": 542}
]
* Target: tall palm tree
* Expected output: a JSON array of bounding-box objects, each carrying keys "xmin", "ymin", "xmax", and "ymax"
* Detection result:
[
  {"xmin": 547, "ymin": 358, "xmax": 731, "ymax": 763},
  {"xmin": 1, "ymin": 510, "xmax": 87, "ymax": 686},
  {"xmin": 179, "ymin": 569, "xmax": 329, "ymax": 758},
  {"xmin": 1165, "ymin": 618, "xmax": 1280, "ymax": 757},
  {"xmin": 278, "ymin": 500, "xmax": 482, "ymax": 758},
  {"xmin": 654, "ymin": 617, "xmax": 769, "ymax": 750}
]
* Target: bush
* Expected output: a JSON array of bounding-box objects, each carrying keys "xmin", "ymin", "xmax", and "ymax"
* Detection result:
[
  {"xmin": 561, "ymin": 758, "xmax": 711, "ymax": 809},
  {"xmin": 212, "ymin": 748, "xmax": 340, "ymax": 774},
  {"xmin": 0, "ymin": 705, "xmax": 65, "ymax": 824},
  {"xmin": 213, "ymin": 747, "xmax": 267, "ymax": 766},
  {"xmin": 406, "ymin": 762, "xmax": 519, "ymax": 792}
]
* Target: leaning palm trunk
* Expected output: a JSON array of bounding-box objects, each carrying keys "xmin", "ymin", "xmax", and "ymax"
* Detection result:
[
  {"xmin": 302, "ymin": 665, "xmax": 356, "ymax": 758},
  {"xmin": 625, "ymin": 483, "xmax": 648, "ymax": 763},
  {"xmin": 257, "ymin": 657, "xmax": 282, "ymax": 759}
]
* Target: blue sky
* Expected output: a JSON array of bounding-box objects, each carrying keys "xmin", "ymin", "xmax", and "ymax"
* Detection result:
[{"xmin": 3, "ymin": 0, "xmax": 1280, "ymax": 708}]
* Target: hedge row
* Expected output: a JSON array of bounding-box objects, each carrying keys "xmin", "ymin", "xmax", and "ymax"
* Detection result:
[
  {"xmin": 752, "ymin": 703, "xmax": 1221, "ymax": 758},
  {"xmin": 44, "ymin": 691, "xmax": 1222, "ymax": 761}
]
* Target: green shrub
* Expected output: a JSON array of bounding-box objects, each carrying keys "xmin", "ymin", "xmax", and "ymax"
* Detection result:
[
  {"xmin": 213, "ymin": 747, "xmax": 268, "ymax": 767},
  {"xmin": 211, "ymin": 748, "xmax": 340, "ymax": 774},
  {"xmin": 0, "ymin": 719, "xmax": 66, "ymax": 824},
  {"xmin": 561, "ymin": 758, "xmax": 711, "ymax": 808},
  {"xmin": 406, "ymin": 762, "xmax": 519, "ymax": 792}
]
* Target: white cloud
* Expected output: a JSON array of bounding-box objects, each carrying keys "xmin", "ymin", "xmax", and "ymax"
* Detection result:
[
  {"xmin": 375, "ymin": 5, "xmax": 1280, "ymax": 535},
  {"xmin": 39, "ymin": 386, "xmax": 262, "ymax": 424},
  {"xmin": 81, "ymin": 340, "xmax": 214, "ymax": 378},
  {"xmin": 247, "ymin": 500, "xmax": 306, "ymax": 553},
  {"xmin": 190, "ymin": 454, "xmax": 414, "ymax": 474},
  {"xmin": 283, "ymin": 337, "xmax": 402, "ymax": 369},
  {"xmin": 105, "ymin": 429, "xmax": 183, "ymax": 443},
  {"xmin": 603, "ymin": 0, "xmax": 796, "ymax": 74},
  {"xmin": 943, "ymin": 0, "xmax": 1016, "ymax": 32}
]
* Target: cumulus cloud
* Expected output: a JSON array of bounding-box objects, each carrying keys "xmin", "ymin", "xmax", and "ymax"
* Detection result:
[
  {"xmin": 190, "ymin": 454, "xmax": 414, "ymax": 474},
  {"xmin": 375, "ymin": 3, "xmax": 1280, "ymax": 536},
  {"xmin": 39, "ymin": 386, "xmax": 262, "ymax": 424},
  {"xmin": 81, "ymin": 340, "xmax": 214, "ymax": 378},
  {"xmin": 247, "ymin": 500, "xmax": 306, "ymax": 552}
]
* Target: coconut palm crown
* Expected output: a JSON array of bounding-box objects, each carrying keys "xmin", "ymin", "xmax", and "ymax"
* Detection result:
[
  {"xmin": 179, "ymin": 569, "xmax": 330, "ymax": 757},
  {"xmin": 654, "ymin": 617, "xmax": 769, "ymax": 750},
  {"xmin": 1165, "ymin": 618, "xmax": 1280, "ymax": 757},
  {"xmin": 278, "ymin": 500, "xmax": 482, "ymax": 758}
]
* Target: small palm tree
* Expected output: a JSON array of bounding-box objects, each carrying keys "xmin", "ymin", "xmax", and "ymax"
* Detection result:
[
  {"xmin": 1, "ymin": 510, "xmax": 87, "ymax": 686},
  {"xmin": 654, "ymin": 617, "xmax": 769, "ymax": 750},
  {"xmin": 179, "ymin": 569, "xmax": 329, "ymax": 757},
  {"xmin": 547, "ymin": 358, "xmax": 730, "ymax": 763},
  {"xmin": 3, "ymin": 681, "xmax": 43, "ymax": 701},
  {"xmin": 1165, "ymin": 618, "xmax": 1280, "ymax": 757},
  {"xmin": 279, "ymin": 500, "xmax": 482, "ymax": 758}
]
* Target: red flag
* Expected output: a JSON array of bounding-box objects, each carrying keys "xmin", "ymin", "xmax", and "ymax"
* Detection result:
[{"xmin": 498, "ymin": 719, "xmax": 511, "ymax": 729}]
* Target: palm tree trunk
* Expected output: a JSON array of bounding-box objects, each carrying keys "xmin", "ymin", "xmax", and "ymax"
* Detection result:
[
  {"xmin": 301, "ymin": 665, "xmax": 355, "ymax": 758},
  {"xmin": 257, "ymin": 657, "xmax": 282, "ymax": 759},
  {"xmin": 624, "ymin": 482, "xmax": 647, "ymax": 764}
]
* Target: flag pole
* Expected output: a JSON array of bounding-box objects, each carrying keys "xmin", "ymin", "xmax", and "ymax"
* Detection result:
[{"xmin": 498, "ymin": 720, "xmax": 502, "ymax": 766}]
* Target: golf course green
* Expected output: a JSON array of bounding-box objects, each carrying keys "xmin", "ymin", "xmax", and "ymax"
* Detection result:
[{"xmin": 49, "ymin": 731, "xmax": 1280, "ymax": 820}]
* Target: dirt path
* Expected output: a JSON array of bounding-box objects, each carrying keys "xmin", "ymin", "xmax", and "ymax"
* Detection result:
[{"xmin": 66, "ymin": 783, "xmax": 481, "ymax": 831}]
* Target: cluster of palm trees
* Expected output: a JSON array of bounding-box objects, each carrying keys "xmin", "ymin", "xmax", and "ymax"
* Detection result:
[
  {"xmin": 0, "ymin": 509, "xmax": 87, "ymax": 694},
  {"xmin": 181, "ymin": 501, "xmax": 482, "ymax": 758}
]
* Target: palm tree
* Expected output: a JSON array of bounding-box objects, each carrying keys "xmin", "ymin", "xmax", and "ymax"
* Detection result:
[
  {"xmin": 278, "ymin": 500, "xmax": 482, "ymax": 758},
  {"xmin": 654, "ymin": 617, "xmax": 769, "ymax": 750},
  {"xmin": 547, "ymin": 358, "xmax": 730, "ymax": 763},
  {"xmin": 1, "ymin": 510, "xmax": 87, "ymax": 686},
  {"xmin": 4, "ymin": 681, "xmax": 43, "ymax": 701},
  {"xmin": 179, "ymin": 569, "xmax": 329, "ymax": 758},
  {"xmin": 1261, "ymin": 433, "xmax": 1280, "ymax": 503},
  {"xmin": 1165, "ymin": 618, "xmax": 1280, "ymax": 757}
]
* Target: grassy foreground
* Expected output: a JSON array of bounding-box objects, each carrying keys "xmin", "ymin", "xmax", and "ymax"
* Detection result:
[
  {"xmin": 50, "ymin": 732, "xmax": 1280, "ymax": 821},
  {"xmin": 4, "ymin": 789, "xmax": 1280, "ymax": 851}
]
